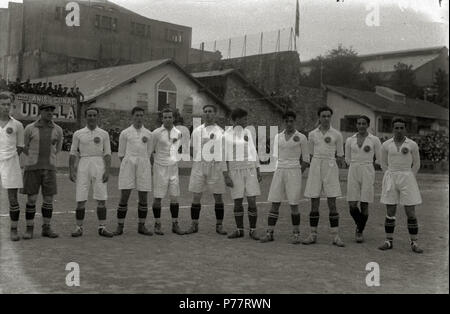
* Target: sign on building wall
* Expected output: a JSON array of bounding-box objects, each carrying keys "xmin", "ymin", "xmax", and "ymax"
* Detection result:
[{"xmin": 12, "ymin": 94, "xmax": 77, "ymax": 123}]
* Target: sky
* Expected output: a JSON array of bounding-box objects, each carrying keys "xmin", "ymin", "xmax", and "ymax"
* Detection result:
[{"xmin": 0, "ymin": 0, "xmax": 448, "ymax": 61}]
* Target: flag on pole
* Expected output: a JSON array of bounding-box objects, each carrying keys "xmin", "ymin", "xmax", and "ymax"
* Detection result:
[{"xmin": 295, "ymin": 0, "xmax": 300, "ymax": 37}]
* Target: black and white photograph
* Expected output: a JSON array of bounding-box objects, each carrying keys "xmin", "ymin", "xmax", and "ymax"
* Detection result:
[{"xmin": 0, "ymin": 0, "xmax": 448, "ymax": 298}]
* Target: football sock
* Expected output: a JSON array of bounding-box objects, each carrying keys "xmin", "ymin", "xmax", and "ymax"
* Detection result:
[
  {"xmin": 170, "ymin": 203, "xmax": 179, "ymax": 223},
  {"xmin": 42, "ymin": 203, "xmax": 53, "ymax": 225},
  {"xmin": 9, "ymin": 203, "xmax": 20, "ymax": 229},
  {"xmin": 76, "ymin": 207, "xmax": 85, "ymax": 227},
  {"xmin": 407, "ymin": 218, "xmax": 419, "ymax": 242},
  {"xmin": 215, "ymin": 203, "xmax": 225, "ymax": 225},
  {"xmin": 97, "ymin": 205, "xmax": 107, "ymax": 226},
  {"xmin": 248, "ymin": 207, "xmax": 257, "ymax": 230},
  {"xmin": 234, "ymin": 204, "xmax": 244, "ymax": 230},
  {"xmin": 25, "ymin": 204, "xmax": 36, "ymax": 227},
  {"xmin": 117, "ymin": 203, "xmax": 128, "ymax": 225},
  {"xmin": 191, "ymin": 203, "xmax": 201, "ymax": 223},
  {"xmin": 291, "ymin": 213, "xmax": 300, "ymax": 234}
]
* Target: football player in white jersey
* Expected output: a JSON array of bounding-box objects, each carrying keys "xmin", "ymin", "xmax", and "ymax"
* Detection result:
[
  {"xmin": 260, "ymin": 111, "xmax": 310, "ymax": 244},
  {"xmin": 345, "ymin": 115, "xmax": 382, "ymax": 243},
  {"xmin": 150, "ymin": 108, "xmax": 184, "ymax": 235},
  {"xmin": 303, "ymin": 106, "xmax": 345, "ymax": 247},
  {"xmin": 378, "ymin": 117, "xmax": 423, "ymax": 253},
  {"xmin": 224, "ymin": 108, "xmax": 262, "ymax": 240},
  {"xmin": 185, "ymin": 104, "xmax": 228, "ymax": 235},
  {"xmin": 113, "ymin": 107, "xmax": 154, "ymax": 236},
  {"xmin": 69, "ymin": 108, "xmax": 114, "ymax": 238},
  {"xmin": 0, "ymin": 91, "xmax": 24, "ymax": 241}
]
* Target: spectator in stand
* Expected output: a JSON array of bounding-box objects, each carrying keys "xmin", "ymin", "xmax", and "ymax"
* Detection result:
[
  {"xmin": 46, "ymin": 82, "xmax": 54, "ymax": 95},
  {"xmin": 75, "ymin": 87, "xmax": 85, "ymax": 102}
]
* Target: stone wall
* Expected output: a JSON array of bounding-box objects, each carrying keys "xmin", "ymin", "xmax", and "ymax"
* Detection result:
[{"xmin": 186, "ymin": 51, "xmax": 326, "ymax": 132}]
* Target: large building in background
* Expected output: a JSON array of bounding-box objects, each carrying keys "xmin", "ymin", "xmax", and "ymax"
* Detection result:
[
  {"xmin": 0, "ymin": 0, "xmax": 192, "ymax": 80},
  {"xmin": 300, "ymin": 46, "xmax": 449, "ymax": 88}
]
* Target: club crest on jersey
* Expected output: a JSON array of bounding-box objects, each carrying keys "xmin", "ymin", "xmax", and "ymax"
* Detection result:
[
  {"xmin": 172, "ymin": 138, "xmax": 178, "ymax": 144},
  {"xmin": 94, "ymin": 137, "xmax": 101, "ymax": 144},
  {"xmin": 324, "ymin": 136, "xmax": 331, "ymax": 144},
  {"xmin": 210, "ymin": 133, "xmax": 215, "ymax": 140},
  {"xmin": 401, "ymin": 147, "xmax": 409, "ymax": 154},
  {"xmin": 363, "ymin": 145, "xmax": 371, "ymax": 153},
  {"xmin": 142, "ymin": 136, "xmax": 148, "ymax": 143},
  {"xmin": 244, "ymin": 135, "xmax": 249, "ymax": 142},
  {"xmin": 293, "ymin": 136, "xmax": 300, "ymax": 142},
  {"xmin": 6, "ymin": 127, "xmax": 13, "ymax": 134}
]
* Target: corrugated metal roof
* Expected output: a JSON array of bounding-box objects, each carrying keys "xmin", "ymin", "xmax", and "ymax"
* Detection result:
[
  {"xmin": 32, "ymin": 59, "xmax": 170, "ymax": 102},
  {"xmin": 361, "ymin": 54, "xmax": 440, "ymax": 73},
  {"xmin": 326, "ymin": 85, "xmax": 449, "ymax": 121}
]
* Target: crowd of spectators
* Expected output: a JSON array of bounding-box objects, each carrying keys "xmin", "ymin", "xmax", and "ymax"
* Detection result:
[
  {"xmin": 1, "ymin": 78, "xmax": 84, "ymax": 101},
  {"xmin": 411, "ymin": 132, "xmax": 449, "ymax": 163}
]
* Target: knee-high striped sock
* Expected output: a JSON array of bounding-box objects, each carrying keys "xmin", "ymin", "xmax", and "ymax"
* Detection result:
[
  {"xmin": 117, "ymin": 203, "xmax": 128, "ymax": 226},
  {"xmin": 385, "ymin": 216, "xmax": 396, "ymax": 242},
  {"xmin": 170, "ymin": 203, "xmax": 179, "ymax": 223},
  {"xmin": 291, "ymin": 213, "xmax": 300, "ymax": 234},
  {"xmin": 9, "ymin": 203, "xmax": 20, "ymax": 229},
  {"xmin": 25, "ymin": 204, "xmax": 36, "ymax": 227},
  {"xmin": 309, "ymin": 212, "xmax": 319, "ymax": 234},
  {"xmin": 191, "ymin": 203, "xmax": 201, "ymax": 223},
  {"xmin": 215, "ymin": 203, "xmax": 225, "ymax": 225},
  {"xmin": 234, "ymin": 204, "xmax": 244, "ymax": 230},
  {"xmin": 153, "ymin": 205, "xmax": 161, "ymax": 223},
  {"xmin": 97, "ymin": 205, "xmax": 107, "ymax": 227},
  {"xmin": 349, "ymin": 206, "xmax": 361, "ymax": 229},
  {"xmin": 329, "ymin": 213, "xmax": 340, "ymax": 236},
  {"xmin": 138, "ymin": 203, "xmax": 148, "ymax": 224},
  {"xmin": 248, "ymin": 207, "xmax": 257, "ymax": 230},
  {"xmin": 42, "ymin": 203, "xmax": 53, "ymax": 225},
  {"xmin": 267, "ymin": 211, "xmax": 279, "ymax": 232},
  {"xmin": 407, "ymin": 218, "xmax": 419, "ymax": 242},
  {"xmin": 76, "ymin": 207, "xmax": 85, "ymax": 227}
]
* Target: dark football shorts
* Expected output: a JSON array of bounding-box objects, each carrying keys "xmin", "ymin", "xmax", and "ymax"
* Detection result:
[{"xmin": 21, "ymin": 170, "xmax": 57, "ymax": 196}]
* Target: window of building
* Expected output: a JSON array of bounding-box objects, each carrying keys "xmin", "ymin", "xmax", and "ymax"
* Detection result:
[
  {"xmin": 166, "ymin": 29, "xmax": 183, "ymax": 43},
  {"xmin": 101, "ymin": 16, "xmax": 112, "ymax": 30},
  {"xmin": 136, "ymin": 23, "xmax": 145, "ymax": 37},
  {"xmin": 157, "ymin": 77, "xmax": 177, "ymax": 111},
  {"xmin": 112, "ymin": 18, "xmax": 118, "ymax": 32},
  {"xmin": 95, "ymin": 15, "xmax": 101, "ymax": 28},
  {"xmin": 55, "ymin": 6, "xmax": 64, "ymax": 20},
  {"xmin": 340, "ymin": 115, "xmax": 358, "ymax": 133}
]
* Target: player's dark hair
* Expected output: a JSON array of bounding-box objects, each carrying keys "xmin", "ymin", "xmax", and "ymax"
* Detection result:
[
  {"xmin": 0, "ymin": 91, "xmax": 14, "ymax": 102},
  {"xmin": 203, "ymin": 104, "xmax": 217, "ymax": 112},
  {"xmin": 84, "ymin": 107, "xmax": 99, "ymax": 117},
  {"xmin": 283, "ymin": 110, "xmax": 297, "ymax": 120},
  {"xmin": 161, "ymin": 107, "xmax": 174, "ymax": 116},
  {"xmin": 392, "ymin": 117, "xmax": 406, "ymax": 126},
  {"xmin": 131, "ymin": 106, "xmax": 145, "ymax": 115},
  {"xmin": 317, "ymin": 106, "xmax": 333, "ymax": 117},
  {"xmin": 230, "ymin": 108, "xmax": 248, "ymax": 121},
  {"xmin": 357, "ymin": 115, "xmax": 370, "ymax": 125}
]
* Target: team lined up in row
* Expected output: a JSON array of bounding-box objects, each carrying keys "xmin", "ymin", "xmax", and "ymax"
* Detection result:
[{"xmin": 0, "ymin": 91, "xmax": 423, "ymax": 253}]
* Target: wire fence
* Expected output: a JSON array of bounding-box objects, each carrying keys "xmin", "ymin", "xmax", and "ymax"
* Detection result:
[{"xmin": 193, "ymin": 28, "xmax": 298, "ymax": 59}]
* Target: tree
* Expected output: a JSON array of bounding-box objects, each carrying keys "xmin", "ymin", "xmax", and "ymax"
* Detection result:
[
  {"xmin": 356, "ymin": 71, "xmax": 384, "ymax": 91},
  {"xmin": 300, "ymin": 44, "xmax": 362, "ymax": 88},
  {"xmin": 433, "ymin": 68, "xmax": 449, "ymax": 108},
  {"xmin": 389, "ymin": 62, "xmax": 420, "ymax": 98}
]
